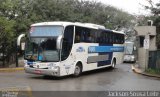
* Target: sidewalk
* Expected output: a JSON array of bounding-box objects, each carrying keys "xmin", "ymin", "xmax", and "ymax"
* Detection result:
[
  {"xmin": 0, "ymin": 59, "xmax": 24, "ymax": 72},
  {"xmin": 0, "ymin": 67, "xmax": 24, "ymax": 72},
  {"xmin": 132, "ymin": 64, "xmax": 160, "ymax": 78}
]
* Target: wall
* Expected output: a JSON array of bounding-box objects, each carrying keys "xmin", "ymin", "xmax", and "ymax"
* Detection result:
[{"xmin": 134, "ymin": 26, "xmax": 157, "ymax": 69}]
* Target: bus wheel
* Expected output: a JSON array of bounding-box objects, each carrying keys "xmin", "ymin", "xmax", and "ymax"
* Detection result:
[
  {"xmin": 73, "ymin": 63, "xmax": 82, "ymax": 77},
  {"xmin": 111, "ymin": 58, "xmax": 116, "ymax": 69}
]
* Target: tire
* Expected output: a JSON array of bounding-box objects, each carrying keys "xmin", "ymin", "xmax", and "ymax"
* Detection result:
[
  {"xmin": 73, "ymin": 63, "xmax": 82, "ymax": 77},
  {"xmin": 132, "ymin": 60, "xmax": 136, "ymax": 63},
  {"xmin": 111, "ymin": 59, "xmax": 116, "ymax": 69}
]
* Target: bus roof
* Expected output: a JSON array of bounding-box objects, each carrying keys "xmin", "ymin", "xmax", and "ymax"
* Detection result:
[
  {"xmin": 31, "ymin": 21, "xmax": 105, "ymax": 29},
  {"xmin": 31, "ymin": 21, "xmax": 74, "ymax": 27},
  {"xmin": 31, "ymin": 21, "xmax": 124, "ymax": 34},
  {"xmin": 125, "ymin": 41, "xmax": 134, "ymax": 44},
  {"xmin": 112, "ymin": 30, "xmax": 125, "ymax": 34},
  {"xmin": 101, "ymin": 29, "xmax": 125, "ymax": 35}
]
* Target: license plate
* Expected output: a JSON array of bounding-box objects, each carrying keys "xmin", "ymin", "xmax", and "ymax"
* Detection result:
[
  {"xmin": 36, "ymin": 64, "xmax": 47, "ymax": 68},
  {"xmin": 34, "ymin": 70, "xmax": 41, "ymax": 74}
]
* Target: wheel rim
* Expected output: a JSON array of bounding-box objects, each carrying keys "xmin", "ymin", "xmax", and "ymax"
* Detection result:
[
  {"xmin": 112, "ymin": 61, "xmax": 115, "ymax": 68},
  {"xmin": 74, "ymin": 66, "xmax": 81, "ymax": 75}
]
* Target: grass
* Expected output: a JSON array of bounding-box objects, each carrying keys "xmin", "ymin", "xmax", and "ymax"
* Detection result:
[{"xmin": 145, "ymin": 68, "xmax": 160, "ymax": 75}]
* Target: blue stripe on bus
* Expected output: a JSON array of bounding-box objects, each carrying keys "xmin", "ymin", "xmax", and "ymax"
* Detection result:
[
  {"xmin": 88, "ymin": 44, "xmax": 124, "ymax": 67},
  {"xmin": 97, "ymin": 44, "xmax": 113, "ymax": 67},
  {"xmin": 88, "ymin": 46, "xmax": 124, "ymax": 53},
  {"xmin": 97, "ymin": 60, "xmax": 111, "ymax": 67},
  {"xmin": 97, "ymin": 52, "xmax": 112, "ymax": 67},
  {"xmin": 27, "ymin": 61, "xmax": 33, "ymax": 64},
  {"xmin": 27, "ymin": 61, "xmax": 34, "ymax": 65}
]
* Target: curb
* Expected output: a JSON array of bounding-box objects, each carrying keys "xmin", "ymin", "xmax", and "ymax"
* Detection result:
[
  {"xmin": 132, "ymin": 65, "xmax": 160, "ymax": 78},
  {"xmin": 0, "ymin": 67, "xmax": 24, "ymax": 73},
  {"xmin": 131, "ymin": 65, "xmax": 144, "ymax": 74}
]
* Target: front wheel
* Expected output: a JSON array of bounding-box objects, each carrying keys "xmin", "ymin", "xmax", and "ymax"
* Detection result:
[
  {"xmin": 111, "ymin": 59, "xmax": 116, "ymax": 69},
  {"xmin": 73, "ymin": 63, "xmax": 82, "ymax": 77}
]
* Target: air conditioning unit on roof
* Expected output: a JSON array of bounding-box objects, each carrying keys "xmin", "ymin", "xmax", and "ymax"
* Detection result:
[{"xmin": 84, "ymin": 23, "xmax": 105, "ymax": 29}]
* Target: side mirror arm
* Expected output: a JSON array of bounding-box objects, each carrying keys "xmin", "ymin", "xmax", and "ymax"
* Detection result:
[
  {"xmin": 17, "ymin": 34, "xmax": 26, "ymax": 46},
  {"xmin": 56, "ymin": 35, "xmax": 63, "ymax": 50}
]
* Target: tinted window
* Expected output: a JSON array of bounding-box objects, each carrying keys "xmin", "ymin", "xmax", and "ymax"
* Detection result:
[
  {"xmin": 61, "ymin": 26, "xmax": 74, "ymax": 61},
  {"xmin": 74, "ymin": 26, "xmax": 124, "ymax": 44}
]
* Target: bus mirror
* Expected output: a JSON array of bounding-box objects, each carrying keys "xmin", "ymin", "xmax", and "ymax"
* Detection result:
[
  {"xmin": 21, "ymin": 42, "xmax": 25, "ymax": 50},
  {"xmin": 134, "ymin": 46, "xmax": 136, "ymax": 50},
  {"xmin": 17, "ymin": 34, "xmax": 25, "ymax": 46},
  {"xmin": 17, "ymin": 34, "xmax": 26, "ymax": 51},
  {"xmin": 57, "ymin": 35, "xmax": 63, "ymax": 50}
]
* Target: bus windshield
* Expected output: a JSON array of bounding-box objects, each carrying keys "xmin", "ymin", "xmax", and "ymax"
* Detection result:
[
  {"xmin": 25, "ymin": 37, "xmax": 59, "ymax": 62},
  {"xmin": 124, "ymin": 42, "xmax": 134, "ymax": 55},
  {"xmin": 25, "ymin": 26, "xmax": 63, "ymax": 62}
]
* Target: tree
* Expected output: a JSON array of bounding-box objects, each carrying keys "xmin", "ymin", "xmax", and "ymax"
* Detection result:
[
  {"xmin": 144, "ymin": 0, "xmax": 160, "ymax": 48},
  {"xmin": 0, "ymin": 0, "xmax": 135, "ymax": 67},
  {"xmin": 0, "ymin": 16, "xmax": 15, "ymax": 67}
]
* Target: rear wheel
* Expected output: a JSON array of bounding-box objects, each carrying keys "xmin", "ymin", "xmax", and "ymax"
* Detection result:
[{"xmin": 73, "ymin": 63, "xmax": 82, "ymax": 77}]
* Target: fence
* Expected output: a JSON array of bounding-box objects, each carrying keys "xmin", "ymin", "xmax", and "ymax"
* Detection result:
[
  {"xmin": 148, "ymin": 50, "xmax": 160, "ymax": 69},
  {"xmin": 0, "ymin": 41, "xmax": 17, "ymax": 68}
]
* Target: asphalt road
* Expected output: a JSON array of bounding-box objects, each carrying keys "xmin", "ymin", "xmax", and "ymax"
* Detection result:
[{"xmin": 0, "ymin": 63, "xmax": 160, "ymax": 97}]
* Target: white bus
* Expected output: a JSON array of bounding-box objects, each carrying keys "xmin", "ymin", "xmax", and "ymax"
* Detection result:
[
  {"xmin": 123, "ymin": 41, "xmax": 136, "ymax": 63},
  {"xmin": 23, "ymin": 21, "xmax": 125, "ymax": 77}
]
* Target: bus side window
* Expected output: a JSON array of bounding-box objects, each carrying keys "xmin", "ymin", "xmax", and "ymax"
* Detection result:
[
  {"xmin": 115, "ymin": 34, "xmax": 119, "ymax": 44},
  {"xmin": 104, "ymin": 32, "xmax": 107, "ymax": 43},
  {"xmin": 81, "ymin": 31, "xmax": 86, "ymax": 42},
  {"xmin": 75, "ymin": 26, "xmax": 92, "ymax": 43},
  {"xmin": 108, "ymin": 33, "xmax": 111, "ymax": 44},
  {"xmin": 75, "ymin": 33, "xmax": 80, "ymax": 43},
  {"xmin": 122, "ymin": 35, "xmax": 125, "ymax": 44},
  {"xmin": 113, "ymin": 33, "xmax": 116, "ymax": 44},
  {"xmin": 76, "ymin": 27, "xmax": 85, "ymax": 42},
  {"xmin": 75, "ymin": 27, "xmax": 82, "ymax": 43}
]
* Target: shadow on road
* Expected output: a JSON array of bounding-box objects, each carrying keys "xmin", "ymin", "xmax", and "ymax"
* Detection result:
[
  {"xmin": 28, "ymin": 67, "xmax": 117, "ymax": 80},
  {"xmin": 82, "ymin": 67, "xmax": 116, "ymax": 76}
]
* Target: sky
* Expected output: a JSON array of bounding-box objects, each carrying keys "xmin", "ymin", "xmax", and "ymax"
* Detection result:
[{"xmin": 85, "ymin": 0, "xmax": 159, "ymax": 15}]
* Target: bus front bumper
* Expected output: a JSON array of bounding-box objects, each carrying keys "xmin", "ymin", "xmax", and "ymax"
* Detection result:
[{"xmin": 24, "ymin": 66, "xmax": 60, "ymax": 76}]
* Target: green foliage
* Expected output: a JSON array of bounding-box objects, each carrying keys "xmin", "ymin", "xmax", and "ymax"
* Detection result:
[
  {"xmin": 0, "ymin": 16, "xmax": 15, "ymax": 65},
  {"xmin": 1, "ymin": 0, "xmax": 135, "ymax": 33},
  {"xmin": 0, "ymin": 16, "xmax": 15, "ymax": 44},
  {"xmin": 146, "ymin": 68, "xmax": 160, "ymax": 75},
  {"xmin": 144, "ymin": 1, "xmax": 160, "ymax": 48}
]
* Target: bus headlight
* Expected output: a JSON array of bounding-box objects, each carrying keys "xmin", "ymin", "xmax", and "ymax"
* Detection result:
[
  {"xmin": 48, "ymin": 63, "xmax": 55, "ymax": 69},
  {"xmin": 131, "ymin": 56, "xmax": 135, "ymax": 59},
  {"xmin": 48, "ymin": 63, "xmax": 59, "ymax": 71},
  {"xmin": 53, "ymin": 66, "xmax": 59, "ymax": 71}
]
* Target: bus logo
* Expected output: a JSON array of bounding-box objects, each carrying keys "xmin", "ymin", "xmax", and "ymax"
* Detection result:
[{"xmin": 76, "ymin": 47, "xmax": 85, "ymax": 52}]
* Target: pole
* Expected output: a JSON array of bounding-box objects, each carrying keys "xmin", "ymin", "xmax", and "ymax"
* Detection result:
[
  {"xmin": 16, "ymin": 41, "xmax": 18, "ymax": 67},
  {"xmin": 2, "ymin": 43, "xmax": 5, "ymax": 67},
  {"xmin": 145, "ymin": 34, "xmax": 150, "ymax": 70},
  {"xmin": 145, "ymin": 48, "xmax": 148, "ymax": 70}
]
